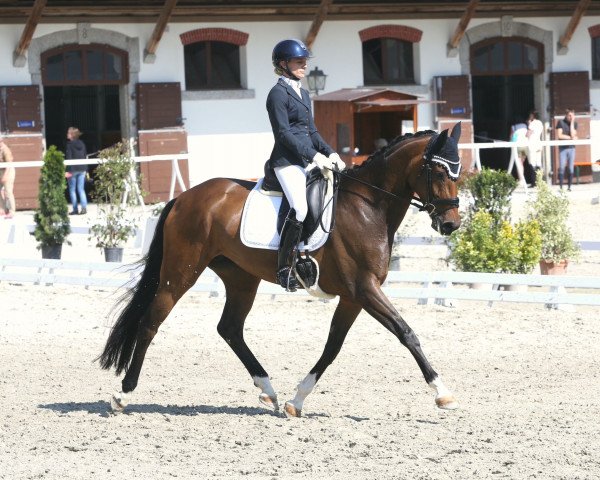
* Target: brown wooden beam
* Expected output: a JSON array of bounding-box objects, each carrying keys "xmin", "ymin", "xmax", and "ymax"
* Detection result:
[
  {"xmin": 558, "ymin": 0, "xmax": 591, "ymax": 54},
  {"xmin": 448, "ymin": 0, "xmax": 479, "ymax": 53},
  {"xmin": 144, "ymin": 0, "xmax": 178, "ymax": 63},
  {"xmin": 304, "ymin": 0, "xmax": 334, "ymax": 50},
  {"xmin": 13, "ymin": 0, "xmax": 46, "ymax": 67},
  {"xmin": 1, "ymin": 2, "xmax": 599, "ymax": 24}
]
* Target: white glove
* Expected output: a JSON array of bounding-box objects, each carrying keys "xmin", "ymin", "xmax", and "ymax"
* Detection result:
[
  {"xmin": 329, "ymin": 152, "xmax": 346, "ymax": 171},
  {"xmin": 312, "ymin": 152, "xmax": 333, "ymax": 170}
]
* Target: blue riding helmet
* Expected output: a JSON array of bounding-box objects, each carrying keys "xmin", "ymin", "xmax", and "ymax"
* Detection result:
[{"xmin": 272, "ymin": 39, "xmax": 312, "ymax": 67}]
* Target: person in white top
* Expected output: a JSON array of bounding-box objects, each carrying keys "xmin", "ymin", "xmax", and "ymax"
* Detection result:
[
  {"xmin": 510, "ymin": 117, "xmax": 528, "ymax": 187},
  {"xmin": 526, "ymin": 110, "xmax": 544, "ymax": 170}
]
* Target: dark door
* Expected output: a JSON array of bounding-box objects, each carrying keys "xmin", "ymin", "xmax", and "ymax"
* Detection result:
[
  {"xmin": 44, "ymin": 85, "xmax": 121, "ymax": 155},
  {"xmin": 472, "ymin": 74, "xmax": 534, "ymax": 170},
  {"xmin": 44, "ymin": 85, "xmax": 121, "ymax": 199}
]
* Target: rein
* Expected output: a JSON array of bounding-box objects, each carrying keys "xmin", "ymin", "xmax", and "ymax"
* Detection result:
[
  {"xmin": 329, "ymin": 134, "xmax": 460, "ymax": 216},
  {"xmin": 331, "ymin": 168, "xmax": 420, "ymax": 207}
]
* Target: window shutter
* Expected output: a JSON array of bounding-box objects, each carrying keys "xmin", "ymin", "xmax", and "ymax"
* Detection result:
[
  {"xmin": 550, "ymin": 71, "xmax": 591, "ymax": 183},
  {"xmin": 434, "ymin": 75, "xmax": 471, "ymax": 118},
  {"xmin": 138, "ymin": 129, "xmax": 189, "ymax": 203},
  {"xmin": 136, "ymin": 82, "xmax": 183, "ymax": 130},
  {"xmin": 0, "ymin": 85, "xmax": 42, "ymax": 133},
  {"xmin": 549, "ymin": 72, "xmax": 590, "ymax": 115},
  {"xmin": 434, "ymin": 75, "xmax": 473, "ymax": 171}
]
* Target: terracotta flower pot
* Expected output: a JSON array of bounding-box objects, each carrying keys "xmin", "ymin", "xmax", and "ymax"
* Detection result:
[{"xmin": 539, "ymin": 259, "xmax": 568, "ymax": 275}]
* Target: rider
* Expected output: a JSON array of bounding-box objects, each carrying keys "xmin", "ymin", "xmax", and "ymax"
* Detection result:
[{"xmin": 267, "ymin": 38, "xmax": 345, "ymax": 292}]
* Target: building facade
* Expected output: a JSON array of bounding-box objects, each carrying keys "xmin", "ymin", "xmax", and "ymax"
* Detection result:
[{"xmin": 0, "ymin": 2, "xmax": 599, "ymax": 206}]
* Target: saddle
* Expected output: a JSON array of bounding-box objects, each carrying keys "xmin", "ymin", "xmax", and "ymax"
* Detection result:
[
  {"xmin": 262, "ymin": 161, "xmax": 334, "ymax": 290},
  {"xmin": 262, "ymin": 162, "xmax": 330, "ymax": 242}
]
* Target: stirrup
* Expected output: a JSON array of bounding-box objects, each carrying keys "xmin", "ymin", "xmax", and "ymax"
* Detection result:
[{"xmin": 276, "ymin": 267, "xmax": 300, "ymax": 292}]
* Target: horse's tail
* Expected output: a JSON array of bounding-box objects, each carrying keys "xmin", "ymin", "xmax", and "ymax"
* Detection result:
[{"xmin": 97, "ymin": 198, "xmax": 177, "ymax": 375}]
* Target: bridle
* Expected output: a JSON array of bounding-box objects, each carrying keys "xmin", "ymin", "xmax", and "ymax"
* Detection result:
[
  {"xmin": 333, "ymin": 132, "xmax": 460, "ymax": 220},
  {"xmin": 417, "ymin": 134, "xmax": 461, "ymax": 217}
]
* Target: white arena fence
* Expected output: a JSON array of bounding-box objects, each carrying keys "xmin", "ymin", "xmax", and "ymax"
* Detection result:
[
  {"xmin": 458, "ymin": 138, "xmax": 594, "ymax": 174},
  {"xmin": 1, "ymin": 258, "xmax": 599, "ymax": 308},
  {"xmin": 2, "ymin": 153, "xmax": 189, "ymax": 202}
]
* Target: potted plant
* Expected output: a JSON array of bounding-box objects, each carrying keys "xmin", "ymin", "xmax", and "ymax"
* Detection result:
[
  {"xmin": 527, "ymin": 171, "xmax": 580, "ymax": 274},
  {"xmin": 33, "ymin": 146, "xmax": 71, "ymax": 259},
  {"xmin": 89, "ymin": 141, "xmax": 141, "ymax": 262},
  {"xmin": 447, "ymin": 211, "xmax": 541, "ymax": 275},
  {"xmin": 447, "ymin": 168, "xmax": 541, "ymax": 284}
]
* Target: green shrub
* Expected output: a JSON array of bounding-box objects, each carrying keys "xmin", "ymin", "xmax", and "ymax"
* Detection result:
[
  {"xmin": 463, "ymin": 168, "xmax": 518, "ymax": 225},
  {"xmin": 89, "ymin": 141, "xmax": 140, "ymax": 248},
  {"xmin": 527, "ymin": 171, "xmax": 580, "ymax": 262},
  {"xmin": 448, "ymin": 211, "xmax": 541, "ymax": 273},
  {"xmin": 33, "ymin": 146, "xmax": 71, "ymax": 248}
]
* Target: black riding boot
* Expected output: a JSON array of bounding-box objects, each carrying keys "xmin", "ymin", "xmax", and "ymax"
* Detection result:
[{"xmin": 276, "ymin": 211, "xmax": 303, "ymax": 292}]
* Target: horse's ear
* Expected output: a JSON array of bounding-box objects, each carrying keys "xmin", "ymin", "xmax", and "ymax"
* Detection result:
[
  {"xmin": 430, "ymin": 129, "xmax": 449, "ymax": 153},
  {"xmin": 450, "ymin": 122, "xmax": 461, "ymax": 143}
]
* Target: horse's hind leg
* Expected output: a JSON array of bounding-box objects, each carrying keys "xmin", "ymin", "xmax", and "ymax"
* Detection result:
[
  {"xmin": 211, "ymin": 259, "xmax": 279, "ymax": 411},
  {"xmin": 111, "ymin": 286, "xmax": 187, "ymax": 412},
  {"xmin": 111, "ymin": 263, "xmax": 204, "ymax": 412},
  {"xmin": 284, "ymin": 298, "xmax": 362, "ymax": 418}
]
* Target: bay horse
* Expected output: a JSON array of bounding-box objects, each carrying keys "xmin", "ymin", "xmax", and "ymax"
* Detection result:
[{"xmin": 99, "ymin": 123, "xmax": 463, "ymax": 417}]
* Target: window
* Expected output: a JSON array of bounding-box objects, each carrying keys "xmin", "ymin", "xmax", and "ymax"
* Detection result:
[
  {"xmin": 471, "ymin": 38, "xmax": 542, "ymax": 75},
  {"xmin": 593, "ymin": 37, "xmax": 600, "ymax": 80},
  {"xmin": 41, "ymin": 44, "xmax": 128, "ymax": 85},
  {"xmin": 362, "ymin": 38, "xmax": 414, "ymax": 85},
  {"xmin": 184, "ymin": 41, "xmax": 241, "ymax": 90}
]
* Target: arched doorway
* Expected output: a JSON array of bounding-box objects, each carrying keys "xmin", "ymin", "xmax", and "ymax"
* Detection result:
[
  {"xmin": 470, "ymin": 37, "xmax": 543, "ymax": 171},
  {"xmin": 41, "ymin": 44, "xmax": 128, "ymax": 157}
]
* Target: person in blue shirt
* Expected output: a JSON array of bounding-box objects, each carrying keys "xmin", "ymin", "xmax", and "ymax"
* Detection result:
[
  {"xmin": 266, "ymin": 39, "xmax": 345, "ymax": 291},
  {"xmin": 65, "ymin": 127, "xmax": 88, "ymax": 215}
]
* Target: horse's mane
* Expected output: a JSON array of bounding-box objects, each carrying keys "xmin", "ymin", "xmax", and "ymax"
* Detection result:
[{"xmin": 344, "ymin": 129, "xmax": 437, "ymax": 176}]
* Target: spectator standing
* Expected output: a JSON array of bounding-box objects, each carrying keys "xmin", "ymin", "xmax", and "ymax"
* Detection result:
[
  {"xmin": 510, "ymin": 117, "xmax": 528, "ymax": 187},
  {"xmin": 65, "ymin": 127, "xmax": 88, "ymax": 215},
  {"xmin": 0, "ymin": 136, "xmax": 16, "ymax": 219},
  {"xmin": 526, "ymin": 110, "xmax": 544, "ymax": 169},
  {"xmin": 555, "ymin": 109, "xmax": 578, "ymax": 191}
]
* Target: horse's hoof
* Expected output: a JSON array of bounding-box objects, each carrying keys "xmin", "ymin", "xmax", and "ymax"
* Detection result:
[
  {"xmin": 284, "ymin": 401, "xmax": 302, "ymax": 418},
  {"xmin": 110, "ymin": 392, "xmax": 128, "ymax": 413},
  {"xmin": 259, "ymin": 393, "xmax": 279, "ymax": 411},
  {"xmin": 436, "ymin": 395, "xmax": 459, "ymax": 410}
]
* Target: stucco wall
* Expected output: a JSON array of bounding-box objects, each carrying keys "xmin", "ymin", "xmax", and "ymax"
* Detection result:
[{"xmin": 0, "ymin": 15, "xmax": 598, "ymax": 186}]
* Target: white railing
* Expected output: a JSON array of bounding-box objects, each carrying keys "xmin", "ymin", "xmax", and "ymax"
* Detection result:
[
  {"xmin": 0, "ymin": 153, "xmax": 189, "ymax": 201},
  {"xmin": 1, "ymin": 257, "xmax": 599, "ymax": 307},
  {"xmin": 458, "ymin": 138, "xmax": 594, "ymax": 174}
]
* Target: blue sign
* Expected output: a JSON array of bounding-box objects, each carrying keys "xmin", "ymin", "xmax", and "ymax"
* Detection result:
[
  {"xmin": 450, "ymin": 107, "xmax": 466, "ymax": 115},
  {"xmin": 17, "ymin": 120, "xmax": 35, "ymax": 128}
]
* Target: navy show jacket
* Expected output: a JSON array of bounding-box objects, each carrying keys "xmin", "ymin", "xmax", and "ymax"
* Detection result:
[{"xmin": 266, "ymin": 79, "xmax": 333, "ymax": 169}]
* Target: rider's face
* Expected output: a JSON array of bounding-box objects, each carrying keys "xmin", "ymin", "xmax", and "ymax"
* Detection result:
[{"xmin": 284, "ymin": 57, "xmax": 308, "ymax": 79}]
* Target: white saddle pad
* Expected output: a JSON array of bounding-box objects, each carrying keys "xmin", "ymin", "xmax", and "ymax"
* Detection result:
[{"xmin": 240, "ymin": 173, "xmax": 334, "ymax": 251}]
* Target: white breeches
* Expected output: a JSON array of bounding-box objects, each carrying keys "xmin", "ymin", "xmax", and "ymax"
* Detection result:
[{"xmin": 274, "ymin": 164, "xmax": 310, "ymax": 222}]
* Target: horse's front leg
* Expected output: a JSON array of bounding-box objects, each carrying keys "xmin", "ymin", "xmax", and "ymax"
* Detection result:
[
  {"xmin": 358, "ymin": 277, "xmax": 459, "ymax": 410},
  {"xmin": 285, "ymin": 299, "xmax": 361, "ymax": 417}
]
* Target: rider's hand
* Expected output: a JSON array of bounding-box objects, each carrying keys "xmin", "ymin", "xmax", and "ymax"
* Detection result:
[
  {"xmin": 329, "ymin": 152, "xmax": 346, "ymax": 171},
  {"xmin": 312, "ymin": 152, "xmax": 333, "ymax": 171}
]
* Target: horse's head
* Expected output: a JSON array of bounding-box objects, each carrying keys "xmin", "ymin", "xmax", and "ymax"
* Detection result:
[{"xmin": 411, "ymin": 123, "xmax": 462, "ymax": 235}]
